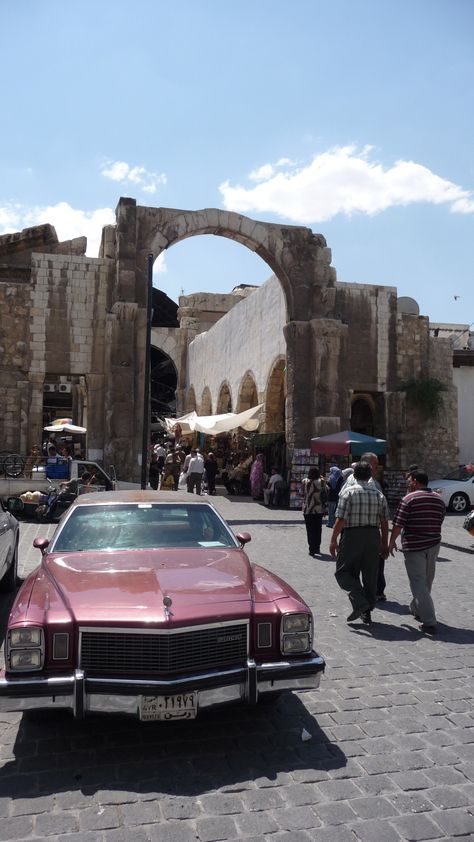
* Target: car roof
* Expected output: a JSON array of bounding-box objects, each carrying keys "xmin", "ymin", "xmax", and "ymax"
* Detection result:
[{"xmin": 72, "ymin": 491, "xmax": 215, "ymax": 508}]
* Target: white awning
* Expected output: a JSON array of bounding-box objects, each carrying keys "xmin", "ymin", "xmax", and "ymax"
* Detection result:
[{"xmin": 164, "ymin": 404, "xmax": 263, "ymax": 435}]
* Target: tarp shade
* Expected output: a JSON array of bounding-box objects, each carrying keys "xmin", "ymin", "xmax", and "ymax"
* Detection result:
[
  {"xmin": 164, "ymin": 404, "xmax": 263, "ymax": 436},
  {"xmin": 310, "ymin": 430, "xmax": 387, "ymax": 456}
]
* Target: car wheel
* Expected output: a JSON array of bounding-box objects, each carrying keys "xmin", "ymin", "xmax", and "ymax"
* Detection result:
[
  {"xmin": 0, "ymin": 540, "xmax": 18, "ymax": 593},
  {"xmin": 449, "ymin": 493, "xmax": 469, "ymax": 513}
]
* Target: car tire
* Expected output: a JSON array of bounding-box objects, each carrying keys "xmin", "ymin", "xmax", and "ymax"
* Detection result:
[
  {"xmin": 0, "ymin": 540, "xmax": 18, "ymax": 593},
  {"xmin": 449, "ymin": 493, "xmax": 469, "ymax": 514}
]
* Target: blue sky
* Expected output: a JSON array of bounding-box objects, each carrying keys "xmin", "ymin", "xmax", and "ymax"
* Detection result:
[{"xmin": 1, "ymin": 0, "xmax": 473, "ymax": 325}]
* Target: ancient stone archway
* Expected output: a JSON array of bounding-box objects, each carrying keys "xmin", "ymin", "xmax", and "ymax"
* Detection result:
[
  {"xmin": 264, "ymin": 357, "xmax": 286, "ymax": 433},
  {"xmin": 201, "ymin": 386, "xmax": 212, "ymax": 415},
  {"xmin": 217, "ymin": 381, "xmax": 232, "ymax": 413},
  {"xmin": 237, "ymin": 371, "xmax": 258, "ymax": 413},
  {"xmin": 107, "ymin": 199, "xmax": 341, "ymax": 480}
]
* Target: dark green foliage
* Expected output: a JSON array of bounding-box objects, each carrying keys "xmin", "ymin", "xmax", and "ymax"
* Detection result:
[{"xmin": 397, "ymin": 377, "xmax": 447, "ymax": 417}]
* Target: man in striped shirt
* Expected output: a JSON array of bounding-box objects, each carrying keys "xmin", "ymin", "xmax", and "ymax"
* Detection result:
[{"xmin": 389, "ymin": 470, "xmax": 445, "ymax": 634}]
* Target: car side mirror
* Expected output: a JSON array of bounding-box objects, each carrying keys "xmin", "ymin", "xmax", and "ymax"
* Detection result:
[
  {"xmin": 236, "ymin": 532, "xmax": 251, "ymax": 547},
  {"xmin": 33, "ymin": 537, "xmax": 50, "ymax": 554}
]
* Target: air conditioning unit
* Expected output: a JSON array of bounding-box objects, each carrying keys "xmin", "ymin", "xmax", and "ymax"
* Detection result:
[
  {"xmin": 43, "ymin": 383, "xmax": 58, "ymax": 393},
  {"xmin": 58, "ymin": 383, "xmax": 72, "ymax": 393}
]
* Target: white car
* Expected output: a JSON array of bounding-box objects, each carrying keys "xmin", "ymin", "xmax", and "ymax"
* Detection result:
[{"xmin": 428, "ymin": 467, "xmax": 474, "ymax": 513}]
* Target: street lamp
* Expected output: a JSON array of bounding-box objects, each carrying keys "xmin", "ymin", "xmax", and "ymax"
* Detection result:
[{"xmin": 141, "ymin": 253, "xmax": 154, "ymax": 489}]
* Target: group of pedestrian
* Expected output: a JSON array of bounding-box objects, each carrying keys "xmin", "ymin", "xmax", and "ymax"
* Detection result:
[
  {"xmin": 302, "ymin": 452, "xmax": 445, "ymax": 635},
  {"xmin": 149, "ymin": 442, "xmax": 218, "ymax": 496}
]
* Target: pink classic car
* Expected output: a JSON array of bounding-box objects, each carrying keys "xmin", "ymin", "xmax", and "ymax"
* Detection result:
[{"xmin": 0, "ymin": 491, "xmax": 325, "ymax": 721}]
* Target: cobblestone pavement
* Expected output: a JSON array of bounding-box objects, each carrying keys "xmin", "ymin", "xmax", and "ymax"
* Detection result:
[{"xmin": 0, "ymin": 496, "xmax": 473, "ymax": 841}]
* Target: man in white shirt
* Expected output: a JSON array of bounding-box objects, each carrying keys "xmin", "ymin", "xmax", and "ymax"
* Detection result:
[
  {"xmin": 186, "ymin": 449, "xmax": 205, "ymax": 495},
  {"xmin": 263, "ymin": 467, "xmax": 285, "ymax": 506}
]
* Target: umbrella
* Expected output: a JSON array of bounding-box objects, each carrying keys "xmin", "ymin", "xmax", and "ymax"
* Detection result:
[
  {"xmin": 44, "ymin": 419, "xmax": 87, "ymax": 434},
  {"xmin": 310, "ymin": 430, "xmax": 387, "ymax": 456}
]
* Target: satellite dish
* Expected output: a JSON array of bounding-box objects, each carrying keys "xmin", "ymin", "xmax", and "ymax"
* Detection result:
[{"xmin": 397, "ymin": 297, "xmax": 420, "ymax": 316}]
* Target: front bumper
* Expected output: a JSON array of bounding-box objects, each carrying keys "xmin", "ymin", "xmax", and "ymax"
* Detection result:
[{"xmin": 0, "ymin": 652, "xmax": 325, "ymax": 719}]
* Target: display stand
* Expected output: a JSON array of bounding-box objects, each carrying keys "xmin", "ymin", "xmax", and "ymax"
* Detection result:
[{"xmin": 288, "ymin": 448, "xmax": 320, "ymax": 509}]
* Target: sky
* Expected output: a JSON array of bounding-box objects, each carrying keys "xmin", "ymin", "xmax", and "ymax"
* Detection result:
[{"xmin": 1, "ymin": 0, "xmax": 473, "ymax": 326}]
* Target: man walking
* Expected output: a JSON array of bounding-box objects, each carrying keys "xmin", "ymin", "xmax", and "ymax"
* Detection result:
[
  {"xmin": 186, "ymin": 449, "xmax": 205, "ymax": 495},
  {"xmin": 388, "ymin": 470, "xmax": 445, "ymax": 634},
  {"xmin": 330, "ymin": 461, "xmax": 389, "ymax": 626}
]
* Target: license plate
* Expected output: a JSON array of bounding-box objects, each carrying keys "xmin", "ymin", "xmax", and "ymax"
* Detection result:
[{"xmin": 139, "ymin": 692, "xmax": 197, "ymax": 721}]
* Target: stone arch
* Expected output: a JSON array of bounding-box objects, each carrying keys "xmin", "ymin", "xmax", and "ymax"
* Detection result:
[
  {"xmin": 216, "ymin": 381, "xmax": 233, "ymax": 413},
  {"xmin": 185, "ymin": 386, "xmax": 197, "ymax": 413},
  {"xmin": 109, "ymin": 199, "xmax": 340, "ymax": 479},
  {"xmin": 351, "ymin": 391, "xmax": 386, "ymax": 439},
  {"xmin": 237, "ymin": 371, "xmax": 258, "ymax": 413},
  {"xmin": 201, "ymin": 386, "xmax": 212, "ymax": 415},
  {"xmin": 122, "ymin": 201, "xmax": 334, "ymax": 323},
  {"xmin": 264, "ymin": 357, "xmax": 286, "ymax": 433}
]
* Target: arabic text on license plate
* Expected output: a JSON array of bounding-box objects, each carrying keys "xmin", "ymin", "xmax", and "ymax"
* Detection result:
[{"xmin": 140, "ymin": 693, "xmax": 197, "ymax": 721}]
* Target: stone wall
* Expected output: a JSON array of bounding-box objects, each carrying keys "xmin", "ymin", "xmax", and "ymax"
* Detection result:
[{"xmin": 185, "ymin": 275, "xmax": 286, "ymax": 413}]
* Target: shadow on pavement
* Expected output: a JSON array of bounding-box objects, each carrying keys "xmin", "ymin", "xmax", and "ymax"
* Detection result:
[{"xmin": 0, "ymin": 693, "xmax": 346, "ymax": 798}]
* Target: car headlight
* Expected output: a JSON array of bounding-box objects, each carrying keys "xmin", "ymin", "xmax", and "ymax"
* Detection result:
[
  {"xmin": 7, "ymin": 627, "xmax": 44, "ymax": 672},
  {"xmin": 281, "ymin": 613, "xmax": 313, "ymax": 655}
]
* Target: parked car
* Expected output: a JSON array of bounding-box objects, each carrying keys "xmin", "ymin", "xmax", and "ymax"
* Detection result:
[
  {"xmin": 0, "ymin": 497, "xmax": 19, "ymax": 592},
  {"xmin": 428, "ymin": 466, "xmax": 474, "ymax": 513},
  {"xmin": 0, "ymin": 491, "xmax": 325, "ymax": 721}
]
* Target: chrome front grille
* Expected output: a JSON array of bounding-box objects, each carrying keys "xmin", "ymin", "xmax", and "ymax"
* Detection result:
[{"xmin": 79, "ymin": 622, "xmax": 248, "ymax": 675}]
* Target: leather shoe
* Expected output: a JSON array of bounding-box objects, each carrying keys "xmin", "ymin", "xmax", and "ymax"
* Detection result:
[
  {"xmin": 376, "ymin": 594, "xmax": 387, "ymax": 602},
  {"xmin": 420, "ymin": 624, "xmax": 437, "ymax": 634},
  {"xmin": 361, "ymin": 611, "xmax": 372, "ymax": 626},
  {"xmin": 347, "ymin": 607, "xmax": 366, "ymax": 622}
]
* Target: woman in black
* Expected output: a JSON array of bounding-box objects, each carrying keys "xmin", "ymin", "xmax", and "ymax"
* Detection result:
[{"xmin": 301, "ymin": 467, "xmax": 326, "ymax": 556}]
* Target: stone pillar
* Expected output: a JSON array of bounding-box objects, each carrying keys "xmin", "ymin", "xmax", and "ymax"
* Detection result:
[{"xmin": 103, "ymin": 303, "xmax": 140, "ymax": 481}]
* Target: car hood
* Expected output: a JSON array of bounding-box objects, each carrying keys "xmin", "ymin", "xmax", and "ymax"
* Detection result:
[
  {"xmin": 44, "ymin": 548, "xmax": 253, "ymax": 624},
  {"xmin": 428, "ymin": 480, "xmax": 462, "ymax": 490}
]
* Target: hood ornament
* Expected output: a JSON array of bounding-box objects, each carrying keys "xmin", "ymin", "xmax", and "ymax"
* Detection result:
[{"xmin": 163, "ymin": 595, "xmax": 174, "ymax": 620}]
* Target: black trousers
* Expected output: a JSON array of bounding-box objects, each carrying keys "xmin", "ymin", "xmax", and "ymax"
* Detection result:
[
  {"xmin": 334, "ymin": 526, "xmax": 380, "ymax": 612},
  {"xmin": 304, "ymin": 513, "xmax": 323, "ymax": 555}
]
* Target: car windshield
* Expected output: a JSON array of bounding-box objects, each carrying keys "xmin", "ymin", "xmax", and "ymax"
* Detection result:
[
  {"xmin": 50, "ymin": 503, "xmax": 239, "ymax": 553},
  {"xmin": 441, "ymin": 467, "xmax": 474, "ymax": 482}
]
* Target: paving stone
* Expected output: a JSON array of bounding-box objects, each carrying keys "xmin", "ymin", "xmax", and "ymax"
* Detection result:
[
  {"xmin": 425, "ymin": 765, "xmax": 468, "ymax": 785},
  {"xmin": 281, "ymin": 783, "xmax": 324, "ymax": 806},
  {"xmin": 148, "ymin": 822, "xmax": 198, "ymax": 842},
  {"xmin": 348, "ymin": 795, "xmax": 399, "ymax": 819},
  {"xmin": 79, "ymin": 805, "xmax": 121, "ymax": 831},
  {"xmin": 355, "ymin": 774, "xmax": 398, "ymax": 795},
  {"xmin": 386, "ymin": 770, "xmax": 433, "ymax": 791},
  {"xmin": 242, "ymin": 787, "xmax": 285, "ymax": 811},
  {"xmin": 349, "ymin": 818, "xmax": 402, "ymax": 842},
  {"xmin": 161, "ymin": 797, "xmax": 202, "ymax": 819},
  {"xmin": 314, "ymin": 801, "xmax": 357, "ymax": 825},
  {"xmin": 272, "ymin": 805, "xmax": 321, "ymax": 830},
  {"xmin": 120, "ymin": 800, "xmax": 161, "ymax": 825},
  {"xmin": 199, "ymin": 793, "xmax": 243, "ymax": 815},
  {"xmin": 0, "ymin": 815, "xmax": 34, "ymax": 840},
  {"xmin": 235, "ymin": 811, "xmax": 279, "ymax": 836},
  {"xmin": 35, "ymin": 811, "xmax": 80, "ymax": 835},
  {"xmin": 104, "ymin": 829, "xmax": 149, "ymax": 842},
  {"xmin": 431, "ymin": 807, "xmax": 474, "ymax": 836},
  {"xmin": 301, "ymin": 827, "xmax": 356, "ymax": 842},
  {"xmin": 424, "ymin": 785, "xmax": 470, "ymax": 809},
  {"xmin": 391, "ymin": 812, "xmax": 447, "ymax": 840},
  {"xmin": 317, "ymin": 779, "xmax": 363, "ymax": 801},
  {"xmin": 388, "ymin": 791, "xmax": 433, "ymax": 813},
  {"xmin": 195, "ymin": 815, "xmax": 237, "ymax": 841}
]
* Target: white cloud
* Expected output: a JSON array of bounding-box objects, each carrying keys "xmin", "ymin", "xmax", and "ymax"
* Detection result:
[
  {"xmin": 0, "ymin": 201, "xmax": 169, "ymax": 271},
  {"xmin": 220, "ymin": 146, "xmax": 474, "ymax": 223},
  {"xmin": 0, "ymin": 201, "xmax": 115, "ymax": 257},
  {"xmin": 101, "ymin": 160, "xmax": 167, "ymax": 195}
]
